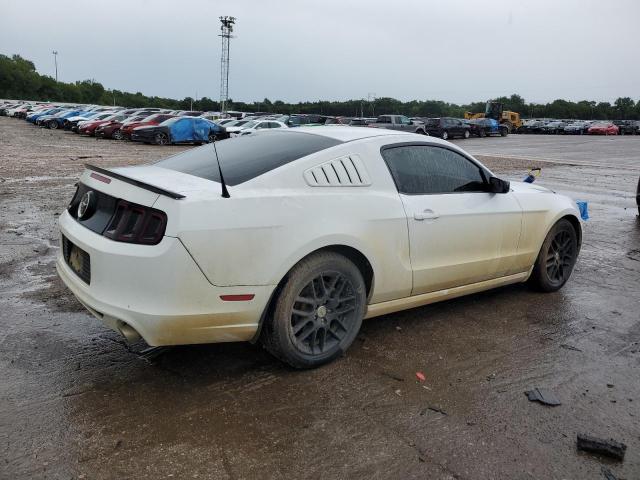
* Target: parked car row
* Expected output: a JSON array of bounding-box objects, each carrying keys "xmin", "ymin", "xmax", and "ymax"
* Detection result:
[
  {"xmin": 0, "ymin": 102, "xmax": 251, "ymax": 145},
  {"xmin": 518, "ymin": 118, "xmax": 640, "ymax": 135}
]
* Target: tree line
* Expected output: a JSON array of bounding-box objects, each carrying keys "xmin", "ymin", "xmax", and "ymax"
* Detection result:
[{"xmin": 1, "ymin": 53, "xmax": 639, "ymax": 120}]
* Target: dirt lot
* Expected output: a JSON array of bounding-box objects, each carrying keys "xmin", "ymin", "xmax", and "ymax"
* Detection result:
[{"xmin": 1, "ymin": 117, "xmax": 639, "ymax": 480}]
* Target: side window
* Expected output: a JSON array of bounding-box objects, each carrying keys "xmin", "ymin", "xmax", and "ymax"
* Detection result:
[
  {"xmin": 255, "ymin": 122, "xmax": 267, "ymax": 129},
  {"xmin": 382, "ymin": 145, "xmax": 487, "ymax": 195}
]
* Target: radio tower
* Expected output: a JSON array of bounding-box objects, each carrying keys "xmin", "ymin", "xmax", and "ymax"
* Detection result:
[{"xmin": 219, "ymin": 16, "xmax": 236, "ymax": 115}]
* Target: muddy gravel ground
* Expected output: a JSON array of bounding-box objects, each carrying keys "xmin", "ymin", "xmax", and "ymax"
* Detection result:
[{"xmin": 1, "ymin": 117, "xmax": 639, "ymax": 480}]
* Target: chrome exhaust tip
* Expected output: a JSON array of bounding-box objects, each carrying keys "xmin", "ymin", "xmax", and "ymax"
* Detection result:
[{"xmin": 118, "ymin": 322, "xmax": 141, "ymax": 343}]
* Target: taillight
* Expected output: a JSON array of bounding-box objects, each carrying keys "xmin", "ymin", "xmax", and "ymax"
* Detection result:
[{"xmin": 103, "ymin": 200, "xmax": 167, "ymax": 245}]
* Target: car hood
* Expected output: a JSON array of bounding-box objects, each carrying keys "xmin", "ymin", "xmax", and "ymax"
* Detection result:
[
  {"xmin": 509, "ymin": 181, "xmax": 553, "ymax": 194},
  {"xmin": 132, "ymin": 125, "xmax": 161, "ymax": 132}
]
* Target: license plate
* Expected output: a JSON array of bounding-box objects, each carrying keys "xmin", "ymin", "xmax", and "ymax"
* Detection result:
[{"xmin": 63, "ymin": 236, "xmax": 91, "ymax": 284}]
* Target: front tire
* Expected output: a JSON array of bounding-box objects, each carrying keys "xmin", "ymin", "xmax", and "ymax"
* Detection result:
[
  {"xmin": 262, "ymin": 252, "xmax": 366, "ymax": 369},
  {"xmin": 463, "ymin": 130, "xmax": 470, "ymax": 139},
  {"xmin": 529, "ymin": 219, "xmax": 578, "ymax": 292},
  {"xmin": 48, "ymin": 120, "xmax": 58, "ymax": 129},
  {"xmin": 112, "ymin": 129, "xmax": 123, "ymax": 140},
  {"xmin": 208, "ymin": 133, "xmax": 218, "ymax": 143},
  {"xmin": 441, "ymin": 130, "xmax": 449, "ymax": 140},
  {"xmin": 154, "ymin": 132, "xmax": 169, "ymax": 145}
]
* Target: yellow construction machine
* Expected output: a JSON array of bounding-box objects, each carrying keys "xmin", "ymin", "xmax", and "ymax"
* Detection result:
[{"xmin": 464, "ymin": 101, "xmax": 522, "ymax": 132}]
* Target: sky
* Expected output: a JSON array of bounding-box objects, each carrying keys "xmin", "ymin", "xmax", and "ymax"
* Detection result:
[{"xmin": 1, "ymin": 0, "xmax": 639, "ymax": 105}]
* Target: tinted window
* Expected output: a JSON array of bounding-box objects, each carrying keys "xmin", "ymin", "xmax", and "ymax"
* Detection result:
[
  {"xmin": 155, "ymin": 130, "xmax": 342, "ymax": 186},
  {"xmin": 382, "ymin": 145, "xmax": 487, "ymax": 194},
  {"xmin": 377, "ymin": 116, "xmax": 392, "ymax": 124},
  {"xmin": 399, "ymin": 116, "xmax": 411, "ymax": 125}
]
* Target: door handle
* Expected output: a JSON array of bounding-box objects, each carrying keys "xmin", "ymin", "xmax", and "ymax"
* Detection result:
[{"xmin": 414, "ymin": 209, "xmax": 439, "ymax": 221}]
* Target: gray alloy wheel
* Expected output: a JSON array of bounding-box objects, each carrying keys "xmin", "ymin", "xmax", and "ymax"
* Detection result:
[
  {"xmin": 463, "ymin": 130, "xmax": 470, "ymax": 139},
  {"xmin": 441, "ymin": 130, "xmax": 449, "ymax": 140},
  {"xmin": 154, "ymin": 132, "xmax": 169, "ymax": 145},
  {"xmin": 48, "ymin": 120, "xmax": 58, "ymax": 129},
  {"xmin": 262, "ymin": 252, "xmax": 366, "ymax": 368},
  {"xmin": 112, "ymin": 129, "xmax": 123, "ymax": 140},
  {"xmin": 208, "ymin": 132, "xmax": 218, "ymax": 143},
  {"xmin": 530, "ymin": 219, "xmax": 578, "ymax": 292}
]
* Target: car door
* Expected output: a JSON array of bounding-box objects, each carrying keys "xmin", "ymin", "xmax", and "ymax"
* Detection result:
[
  {"xmin": 381, "ymin": 144, "xmax": 523, "ymax": 295},
  {"xmin": 398, "ymin": 115, "xmax": 413, "ymax": 132}
]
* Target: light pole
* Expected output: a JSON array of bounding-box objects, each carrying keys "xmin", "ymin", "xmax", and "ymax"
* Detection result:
[
  {"xmin": 368, "ymin": 92, "xmax": 376, "ymax": 117},
  {"xmin": 52, "ymin": 51, "xmax": 58, "ymax": 82},
  {"xmin": 219, "ymin": 16, "xmax": 236, "ymax": 115}
]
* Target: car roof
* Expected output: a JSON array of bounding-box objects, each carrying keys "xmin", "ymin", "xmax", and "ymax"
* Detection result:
[{"xmin": 289, "ymin": 126, "xmax": 412, "ymax": 142}]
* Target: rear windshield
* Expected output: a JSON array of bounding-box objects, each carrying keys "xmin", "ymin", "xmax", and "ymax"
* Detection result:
[{"xmin": 155, "ymin": 130, "xmax": 342, "ymax": 186}]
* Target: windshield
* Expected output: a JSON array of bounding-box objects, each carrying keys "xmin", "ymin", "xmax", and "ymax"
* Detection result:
[{"xmin": 159, "ymin": 117, "xmax": 186, "ymax": 126}]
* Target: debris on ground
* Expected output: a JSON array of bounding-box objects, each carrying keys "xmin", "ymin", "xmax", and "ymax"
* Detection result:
[
  {"xmin": 601, "ymin": 466, "xmax": 618, "ymax": 480},
  {"xmin": 136, "ymin": 346, "xmax": 172, "ymax": 362},
  {"xmin": 560, "ymin": 343, "xmax": 582, "ymax": 352},
  {"xmin": 576, "ymin": 434, "xmax": 627, "ymax": 461},
  {"xmin": 382, "ymin": 371, "xmax": 404, "ymax": 382},
  {"xmin": 394, "ymin": 389, "xmax": 402, "ymax": 397},
  {"xmin": 486, "ymin": 373, "xmax": 496, "ymax": 381},
  {"xmin": 420, "ymin": 406, "xmax": 447, "ymax": 416},
  {"xmin": 415, "ymin": 371, "xmax": 426, "ymax": 383},
  {"xmin": 524, "ymin": 388, "xmax": 562, "ymax": 406},
  {"xmin": 606, "ymin": 383, "xmax": 614, "ymax": 388}
]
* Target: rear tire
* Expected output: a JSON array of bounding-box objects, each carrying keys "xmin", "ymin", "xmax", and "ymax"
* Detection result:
[
  {"xmin": 463, "ymin": 130, "xmax": 470, "ymax": 139},
  {"xmin": 261, "ymin": 252, "xmax": 366, "ymax": 369},
  {"xmin": 479, "ymin": 129, "xmax": 486, "ymax": 138},
  {"xmin": 529, "ymin": 219, "xmax": 578, "ymax": 292},
  {"xmin": 441, "ymin": 130, "xmax": 449, "ymax": 140}
]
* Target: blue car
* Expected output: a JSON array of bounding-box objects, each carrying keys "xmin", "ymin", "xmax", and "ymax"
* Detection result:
[
  {"xmin": 26, "ymin": 107, "xmax": 65, "ymax": 124},
  {"xmin": 130, "ymin": 117, "xmax": 224, "ymax": 145},
  {"xmin": 469, "ymin": 118, "xmax": 509, "ymax": 137},
  {"xmin": 39, "ymin": 110, "xmax": 87, "ymax": 129}
]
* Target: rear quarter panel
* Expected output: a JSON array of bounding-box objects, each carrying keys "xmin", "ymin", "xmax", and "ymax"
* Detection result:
[{"xmin": 158, "ymin": 139, "xmax": 413, "ymax": 303}]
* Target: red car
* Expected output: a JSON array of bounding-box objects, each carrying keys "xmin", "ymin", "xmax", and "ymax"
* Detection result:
[
  {"xmin": 94, "ymin": 115, "xmax": 148, "ymax": 140},
  {"xmin": 121, "ymin": 113, "xmax": 175, "ymax": 139},
  {"xmin": 587, "ymin": 123, "xmax": 619, "ymax": 135},
  {"xmin": 78, "ymin": 113, "xmax": 127, "ymax": 136}
]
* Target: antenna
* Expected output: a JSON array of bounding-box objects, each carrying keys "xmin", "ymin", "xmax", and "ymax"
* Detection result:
[
  {"xmin": 219, "ymin": 16, "xmax": 236, "ymax": 115},
  {"xmin": 211, "ymin": 140, "xmax": 230, "ymax": 198}
]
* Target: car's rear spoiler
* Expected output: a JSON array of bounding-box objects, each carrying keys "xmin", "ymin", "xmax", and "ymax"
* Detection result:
[{"xmin": 85, "ymin": 164, "xmax": 185, "ymax": 200}]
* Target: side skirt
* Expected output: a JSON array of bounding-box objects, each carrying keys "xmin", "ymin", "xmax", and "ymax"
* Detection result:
[{"xmin": 364, "ymin": 271, "xmax": 529, "ymax": 319}]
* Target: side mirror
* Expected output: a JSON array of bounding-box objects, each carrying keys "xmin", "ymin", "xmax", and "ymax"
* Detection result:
[{"xmin": 489, "ymin": 176, "xmax": 510, "ymax": 194}]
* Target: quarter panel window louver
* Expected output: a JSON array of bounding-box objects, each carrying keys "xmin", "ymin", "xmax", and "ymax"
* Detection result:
[{"xmin": 304, "ymin": 154, "xmax": 371, "ymax": 187}]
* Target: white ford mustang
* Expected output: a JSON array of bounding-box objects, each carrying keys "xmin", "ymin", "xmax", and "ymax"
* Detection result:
[{"xmin": 57, "ymin": 127, "xmax": 582, "ymax": 368}]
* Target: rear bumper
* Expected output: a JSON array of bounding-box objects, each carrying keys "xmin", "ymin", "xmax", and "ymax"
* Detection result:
[{"xmin": 57, "ymin": 210, "xmax": 274, "ymax": 346}]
